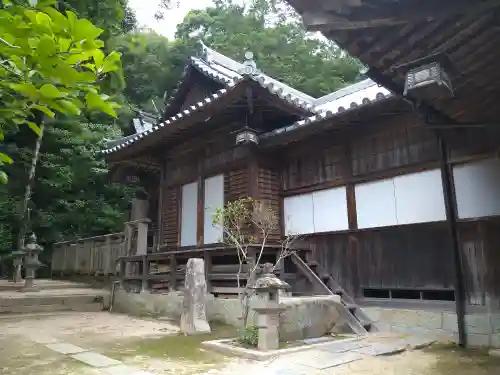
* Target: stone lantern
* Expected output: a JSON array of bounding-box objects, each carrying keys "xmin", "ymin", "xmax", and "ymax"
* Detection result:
[
  {"xmin": 20, "ymin": 233, "xmax": 44, "ymax": 292},
  {"xmin": 251, "ymin": 263, "xmax": 290, "ymax": 351}
]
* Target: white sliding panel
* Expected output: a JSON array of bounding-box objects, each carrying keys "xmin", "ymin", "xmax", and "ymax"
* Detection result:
[
  {"xmin": 204, "ymin": 174, "xmax": 224, "ymax": 244},
  {"xmin": 355, "ymin": 178, "xmax": 397, "ymax": 229},
  {"xmin": 393, "ymin": 169, "xmax": 446, "ymax": 225},
  {"xmin": 453, "ymin": 158, "xmax": 500, "ymax": 219},
  {"xmin": 283, "ymin": 194, "xmax": 314, "ymax": 235},
  {"xmin": 180, "ymin": 181, "xmax": 198, "ymax": 247},
  {"xmin": 312, "ymin": 187, "xmax": 349, "ymax": 232}
]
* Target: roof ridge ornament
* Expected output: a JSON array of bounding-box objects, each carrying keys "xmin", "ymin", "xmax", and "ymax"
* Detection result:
[
  {"xmin": 240, "ymin": 51, "xmax": 258, "ymax": 76},
  {"xmin": 198, "ymin": 40, "xmax": 209, "ymax": 62}
]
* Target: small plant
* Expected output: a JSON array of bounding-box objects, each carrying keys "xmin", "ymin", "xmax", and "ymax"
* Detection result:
[{"xmin": 237, "ymin": 325, "xmax": 259, "ymax": 347}]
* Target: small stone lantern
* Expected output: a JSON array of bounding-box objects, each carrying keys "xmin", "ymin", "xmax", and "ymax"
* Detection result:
[
  {"xmin": 20, "ymin": 233, "xmax": 44, "ymax": 292},
  {"xmin": 251, "ymin": 263, "xmax": 290, "ymax": 351}
]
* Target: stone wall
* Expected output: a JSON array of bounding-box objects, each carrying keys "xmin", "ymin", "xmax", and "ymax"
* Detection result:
[
  {"xmin": 113, "ymin": 289, "xmax": 342, "ymax": 341},
  {"xmin": 363, "ymin": 306, "xmax": 500, "ymax": 347}
]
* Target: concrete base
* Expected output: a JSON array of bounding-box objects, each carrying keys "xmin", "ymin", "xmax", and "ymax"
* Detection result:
[
  {"xmin": 362, "ymin": 305, "xmax": 500, "ymax": 348},
  {"xmin": 202, "ymin": 337, "xmax": 361, "ymax": 361},
  {"xmin": 113, "ymin": 289, "xmax": 344, "ymax": 342}
]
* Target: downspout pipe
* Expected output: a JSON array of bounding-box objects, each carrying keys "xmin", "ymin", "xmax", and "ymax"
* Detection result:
[{"xmin": 366, "ymin": 68, "xmax": 468, "ymax": 348}]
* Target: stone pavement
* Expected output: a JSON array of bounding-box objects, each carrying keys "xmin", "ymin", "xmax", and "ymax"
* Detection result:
[
  {"xmin": 0, "ymin": 311, "xmax": 437, "ymax": 375},
  {"xmin": 200, "ymin": 334, "xmax": 436, "ymax": 375}
]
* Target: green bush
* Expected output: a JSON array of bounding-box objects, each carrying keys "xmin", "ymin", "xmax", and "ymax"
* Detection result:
[{"xmin": 237, "ymin": 325, "xmax": 259, "ymax": 347}]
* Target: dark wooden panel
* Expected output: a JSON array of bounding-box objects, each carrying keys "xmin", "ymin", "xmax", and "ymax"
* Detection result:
[
  {"xmin": 351, "ymin": 124, "xmax": 438, "ymax": 176},
  {"xmin": 257, "ymin": 167, "xmax": 281, "ymax": 243},
  {"xmin": 225, "ymin": 168, "xmax": 249, "ymax": 203},
  {"xmin": 458, "ymin": 219, "xmax": 500, "ymax": 307},
  {"xmin": 282, "ymin": 145, "xmax": 345, "ymax": 191},
  {"xmin": 162, "ymin": 187, "xmax": 179, "ymax": 247}
]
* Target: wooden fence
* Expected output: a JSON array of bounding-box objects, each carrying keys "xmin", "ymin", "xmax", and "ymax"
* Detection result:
[{"xmin": 51, "ymin": 232, "xmax": 127, "ymax": 276}]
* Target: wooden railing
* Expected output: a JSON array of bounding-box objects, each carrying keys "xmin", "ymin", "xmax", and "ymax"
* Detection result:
[
  {"xmin": 52, "ymin": 232, "xmax": 127, "ymax": 276},
  {"xmin": 52, "ymin": 218, "xmax": 157, "ymax": 276}
]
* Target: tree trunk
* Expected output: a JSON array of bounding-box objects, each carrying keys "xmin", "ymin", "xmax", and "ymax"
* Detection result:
[{"xmin": 16, "ymin": 121, "xmax": 45, "ymax": 250}]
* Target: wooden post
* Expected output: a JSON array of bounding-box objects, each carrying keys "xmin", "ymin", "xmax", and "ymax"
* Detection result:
[
  {"xmin": 141, "ymin": 255, "xmax": 149, "ymax": 292},
  {"xmin": 437, "ymin": 131, "xmax": 468, "ymax": 348},
  {"xmin": 197, "ymin": 159, "xmax": 205, "ymax": 247},
  {"xmin": 119, "ymin": 258, "xmax": 126, "ymax": 288},
  {"xmin": 204, "ymin": 251, "xmax": 212, "ymax": 294},
  {"xmin": 169, "ymin": 254, "xmax": 177, "ymax": 291},
  {"xmin": 135, "ymin": 219, "xmax": 151, "ymax": 255}
]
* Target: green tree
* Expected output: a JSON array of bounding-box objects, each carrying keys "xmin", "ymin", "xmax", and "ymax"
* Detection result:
[
  {"xmin": 0, "ymin": 0, "xmax": 124, "ymax": 250},
  {"xmin": 175, "ymin": 0, "xmax": 363, "ymax": 97}
]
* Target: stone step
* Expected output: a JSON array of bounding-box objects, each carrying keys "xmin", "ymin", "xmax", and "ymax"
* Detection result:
[
  {"xmin": 0, "ymin": 280, "xmax": 94, "ymax": 292},
  {"xmin": 0, "ymin": 288, "xmax": 110, "ymax": 314},
  {"xmin": 0, "ymin": 302, "xmax": 105, "ymax": 314}
]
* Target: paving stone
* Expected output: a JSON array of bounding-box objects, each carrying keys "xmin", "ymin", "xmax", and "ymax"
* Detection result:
[
  {"xmin": 295, "ymin": 351, "xmax": 363, "ymax": 369},
  {"xmin": 71, "ymin": 351, "xmax": 122, "ymax": 368},
  {"xmin": 319, "ymin": 340, "xmax": 367, "ymax": 353},
  {"xmin": 354, "ymin": 342, "xmax": 406, "ymax": 357},
  {"xmin": 405, "ymin": 336, "xmax": 436, "ymax": 350},
  {"xmin": 302, "ymin": 337, "xmax": 334, "ymax": 345},
  {"xmin": 45, "ymin": 342, "xmax": 87, "ymax": 354},
  {"xmin": 100, "ymin": 364, "xmax": 154, "ymax": 375},
  {"xmin": 266, "ymin": 362, "xmax": 313, "ymax": 375},
  {"xmin": 30, "ymin": 335, "xmax": 60, "ymax": 344}
]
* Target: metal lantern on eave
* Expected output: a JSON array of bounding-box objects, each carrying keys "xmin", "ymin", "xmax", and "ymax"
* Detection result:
[
  {"xmin": 235, "ymin": 127, "xmax": 259, "ymax": 146},
  {"xmin": 399, "ymin": 53, "xmax": 455, "ymax": 99}
]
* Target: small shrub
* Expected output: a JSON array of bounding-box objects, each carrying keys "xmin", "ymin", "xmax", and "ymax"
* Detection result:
[{"xmin": 237, "ymin": 325, "xmax": 259, "ymax": 347}]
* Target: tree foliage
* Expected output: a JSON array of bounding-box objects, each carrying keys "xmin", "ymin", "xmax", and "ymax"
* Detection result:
[
  {"xmin": 0, "ymin": 0, "xmax": 122, "ymax": 182},
  {"xmin": 0, "ymin": 0, "xmax": 364, "ymax": 256}
]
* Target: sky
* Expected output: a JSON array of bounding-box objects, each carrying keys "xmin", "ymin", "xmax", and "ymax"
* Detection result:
[{"xmin": 128, "ymin": 0, "xmax": 215, "ymax": 39}]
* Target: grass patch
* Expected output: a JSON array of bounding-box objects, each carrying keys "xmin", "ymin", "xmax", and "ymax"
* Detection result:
[
  {"xmin": 424, "ymin": 344, "xmax": 500, "ymax": 375},
  {"xmin": 105, "ymin": 322, "xmax": 237, "ymax": 362}
]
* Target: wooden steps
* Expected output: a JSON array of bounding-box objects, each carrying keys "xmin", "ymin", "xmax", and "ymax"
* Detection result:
[{"xmin": 291, "ymin": 252, "xmax": 375, "ymax": 335}]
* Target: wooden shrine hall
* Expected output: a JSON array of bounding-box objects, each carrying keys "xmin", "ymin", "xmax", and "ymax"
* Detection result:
[
  {"xmin": 285, "ymin": 0, "xmax": 500, "ymax": 347},
  {"xmin": 53, "ymin": 35, "xmax": 500, "ymax": 342}
]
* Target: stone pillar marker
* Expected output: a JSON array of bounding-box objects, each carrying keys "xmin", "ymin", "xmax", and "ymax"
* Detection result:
[
  {"xmin": 251, "ymin": 263, "xmax": 290, "ymax": 351},
  {"xmin": 180, "ymin": 258, "xmax": 211, "ymax": 335},
  {"xmin": 10, "ymin": 251, "xmax": 25, "ymax": 283}
]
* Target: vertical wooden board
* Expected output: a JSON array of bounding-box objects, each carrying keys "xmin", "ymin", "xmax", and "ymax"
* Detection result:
[{"xmin": 163, "ymin": 187, "xmax": 179, "ymax": 247}]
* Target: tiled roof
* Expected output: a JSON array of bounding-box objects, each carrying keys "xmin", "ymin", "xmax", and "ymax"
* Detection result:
[
  {"xmin": 102, "ymin": 83, "xmax": 237, "ymax": 155},
  {"xmin": 262, "ymin": 81, "xmax": 393, "ymax": 139},
  {"xmin": 104, "ymin": 43, "xmax": 394, "ymax": 155}
]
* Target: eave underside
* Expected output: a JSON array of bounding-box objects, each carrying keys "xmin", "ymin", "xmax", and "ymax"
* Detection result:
[{"xmin": 289, "ymin": 1, "xmax": 500, "ymax": 125}]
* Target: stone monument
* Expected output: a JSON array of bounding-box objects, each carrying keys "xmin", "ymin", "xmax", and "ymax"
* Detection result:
[
  {"xmin": 9, "ymin": 250, "xmax": 24, "ymax": 283},
  {"xmin": 19, "ymin": 233, "xmax": 44, "ymax": 292},
  {"xmin": 180, "ymin": 258, "xmax": 211, "ymax": 335},
  {"xmin": 251, "ymin": 263, "xmax": 290, "ymax": 351}
]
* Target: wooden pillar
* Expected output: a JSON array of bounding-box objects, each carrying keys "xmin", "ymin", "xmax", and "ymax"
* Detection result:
[
  {"xmin": 169, "ymin": 254, "xmax": 177, "ymax": 291},
  {"xmin": 135, "ymin": 219, "xmax": 151, "ymax": 255},
  {"xmin": 204, "ymin": 251, "xmax": 212, "ymax": 294},
  {"xmin": 157, "ymin": 162, "xmax": 166, "ymax": 252},
  {"xmin": 141, "ymin": 255, "xmax": 149, "ymax": 292},
  {"xmin": 345, "ymin": 141, "xmax": 361, "ymax": 297},
  {"xmin": 197, "ymin": 159, "xmax": 205, "ymax": 246},
  {"xmin": 437, "ymin": 131, "xmax": 467, "ymax": 347}
]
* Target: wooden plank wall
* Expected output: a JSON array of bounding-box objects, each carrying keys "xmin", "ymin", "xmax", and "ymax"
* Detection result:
[
  {"xmin": 257, "ymin": 166, "xmax": 281, "ymax": 243},
  {"xmin": 278, "ymin": 113, "xmax": 500, "ymax": 304}
]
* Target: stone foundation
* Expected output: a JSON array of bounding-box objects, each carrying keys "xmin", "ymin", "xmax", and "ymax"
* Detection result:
[
  {"xmin": 113, "ymin": 289, "xmax": 343, "ymax": 341},
  {"xmin": 363, "ymin": 306, "xmax": 500, "ymax": 347}
]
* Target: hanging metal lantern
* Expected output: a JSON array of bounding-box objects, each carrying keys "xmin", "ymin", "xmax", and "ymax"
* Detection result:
[
  {"xmin": 235, "ymin": 127, "xmax": 259, "ymax": 145},
  {"xmin": 398, "ymin": 53, "xmax": 454, "ymax": 99}
]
